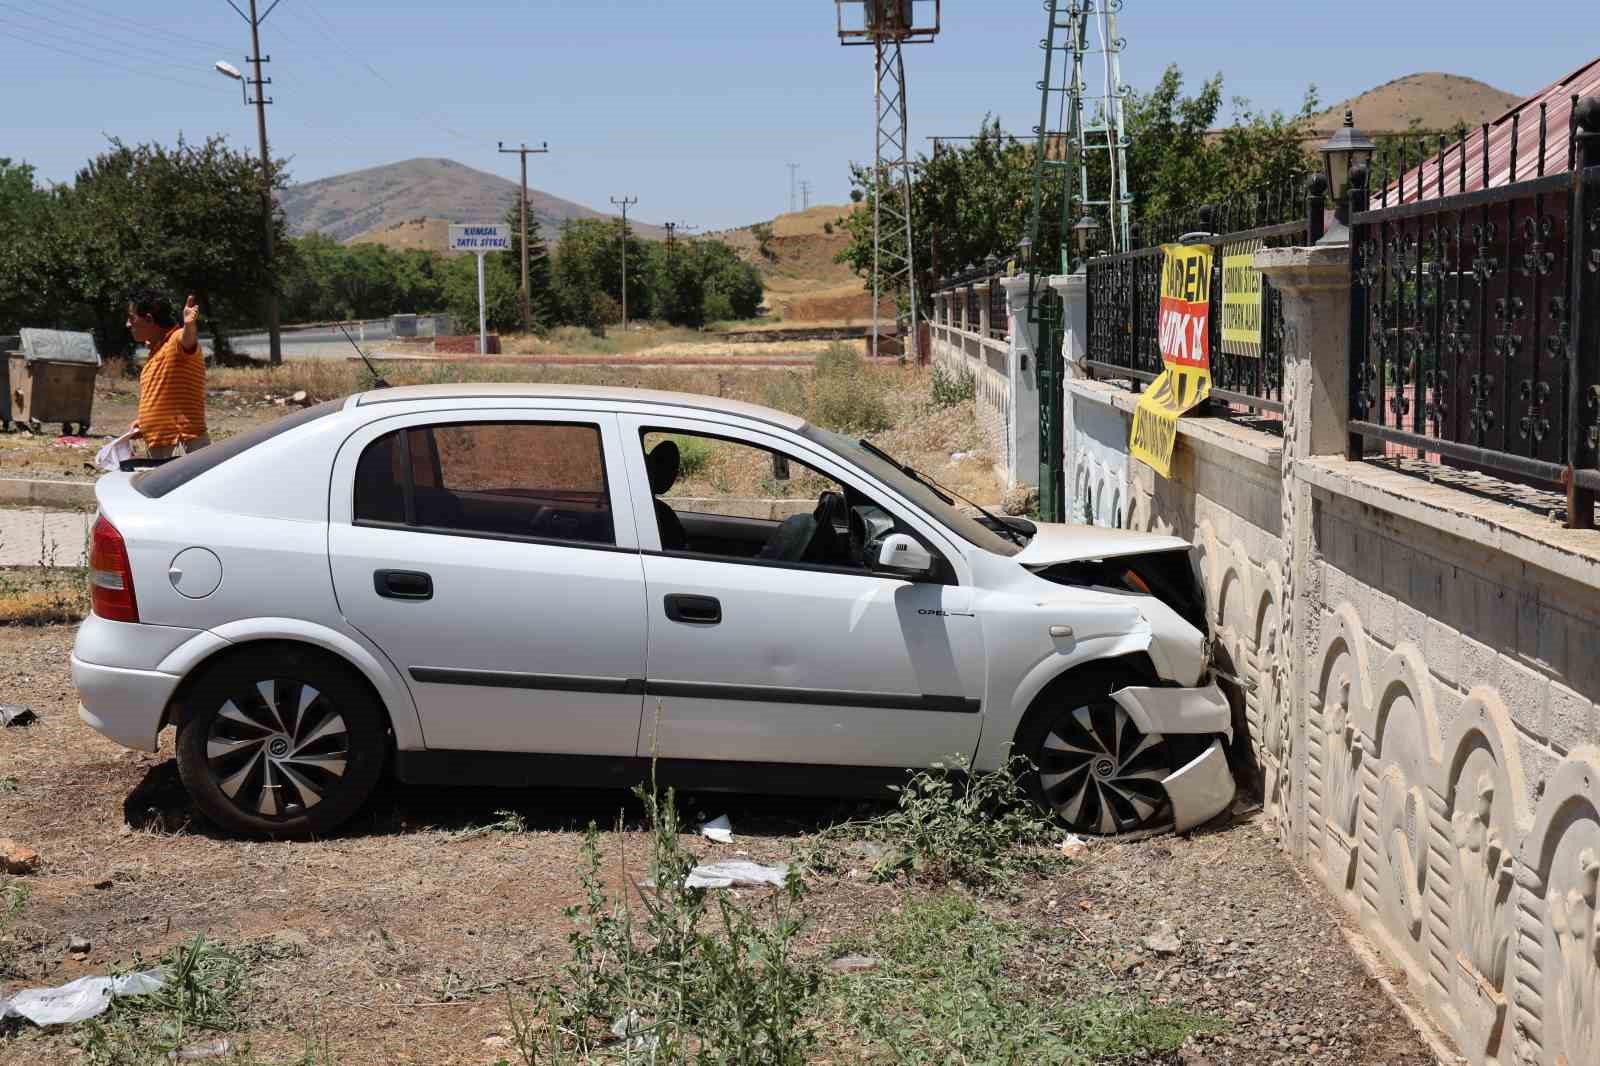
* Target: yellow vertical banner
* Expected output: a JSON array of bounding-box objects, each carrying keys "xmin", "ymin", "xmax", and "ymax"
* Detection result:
[
  {"xmin": 1221, "ymin": 238, "xmax": 1264, "ymax": 357},
  {"xmin": 1129, "ymin": 243, "xmax": 1213, "ymax": 477}
]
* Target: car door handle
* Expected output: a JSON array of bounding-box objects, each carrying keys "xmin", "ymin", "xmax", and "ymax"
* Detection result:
[
  {"xmin": 664, "ymin": 593, "xmax": 721, "ymax": 625},
  {"xmin": 374, "ymin": 569, "xmax": 433, "ymax": 601}
]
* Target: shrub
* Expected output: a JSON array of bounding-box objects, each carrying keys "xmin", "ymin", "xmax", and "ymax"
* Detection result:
[
  {"xmin": 811, "ymin": 343, "xmax": 890, "ymax": 433},
  {"xmin": 929, "ymin": 364, "xmax": 976, "ymax": 409},
  {"xmin": 668, "ymin": 434, "xmax": 712, "ymax": 478}
]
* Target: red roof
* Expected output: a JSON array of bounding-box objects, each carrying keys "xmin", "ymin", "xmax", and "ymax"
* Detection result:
[{"xmin": 1372, "ymin": 55, "xmax": 1600, "ymax": 206}]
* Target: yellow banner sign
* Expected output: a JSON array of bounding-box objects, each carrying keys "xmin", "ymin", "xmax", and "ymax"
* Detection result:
[
  {"xmin": 1221, "ymin": 238, "xmax": 1264, "ymax": 357},
  {"xmin": 1130, "ymin": 243, "xmax": 1213, "ymax": 478}
]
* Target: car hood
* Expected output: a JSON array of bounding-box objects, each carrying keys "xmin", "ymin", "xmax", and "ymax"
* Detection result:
[{"xmin": 1013, "ymin": 522, "xmax": 1192, "ymax": 565}]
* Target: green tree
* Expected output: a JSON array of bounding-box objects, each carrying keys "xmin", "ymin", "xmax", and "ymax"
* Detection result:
[
  {"xmin": 0, "ymin": 159, "xmax": 64, "ymax": 335},
  {"xmin": 442, "ymin": 248, "xmax": 522, "ymax": 334},
  {"xmin": 501, "ymin": 200, "xmax": 557, "ymax": 331},
  {"xmin": 552, "ymin": 218, "xmax": 646, "ymax": 331},
  {"xmin": 51, "ymin": 135, "xmax": 289, "ymax": 357}
]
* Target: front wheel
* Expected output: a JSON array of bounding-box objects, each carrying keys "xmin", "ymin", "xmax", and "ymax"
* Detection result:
[
  {"xmin": 1017, "ymin": 684, "xmax": 1176, "ymax": 837},
  {"xmin": 176, "ymin": 647, "xmax": 387, "ymax": 838}
]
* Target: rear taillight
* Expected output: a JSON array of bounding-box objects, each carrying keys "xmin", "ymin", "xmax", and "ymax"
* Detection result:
[{"xmin": 89, "ymin": 515, "xmax": 139, "ymax": 623}]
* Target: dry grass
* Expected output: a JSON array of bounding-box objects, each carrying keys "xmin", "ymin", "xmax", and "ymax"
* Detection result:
[{"xmin": 0, "ymin": 568, "xmax": 87, "ymax": 626}]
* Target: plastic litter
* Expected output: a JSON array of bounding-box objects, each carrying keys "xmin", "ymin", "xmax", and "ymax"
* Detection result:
[
  {"xmin": 0, "ymin": 705, "xmax": 37, "ymax": 727},
  {"xmin": 699, "ymin": 814, "xmax": 733, "ymax": 844},
  {"xmin": 95, "ymin": 429, "xmax": 139, "ymax": 473},
  {"xmin": 0, "ymin": 970, "xmax": 165, "ymax": 1026},
  {"xmin": 684, "ymin": 860, "xmax": 789, "ymax": 889},
  {"xmin": 168, "ymin": 1038, "xmax": 232, "ymax": 1061}
]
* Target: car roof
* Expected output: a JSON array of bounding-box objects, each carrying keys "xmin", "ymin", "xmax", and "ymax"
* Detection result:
[{"xmin": 350, "ymin": 382, "xmax": 808, "ymax": 432}]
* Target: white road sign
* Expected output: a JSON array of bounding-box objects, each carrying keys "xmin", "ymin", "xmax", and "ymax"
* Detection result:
[{"xmin": 448, "ymin": 224, "xmax": 511, "ymax": 252}]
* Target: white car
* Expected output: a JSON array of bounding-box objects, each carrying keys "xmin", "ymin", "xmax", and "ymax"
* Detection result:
[{"xmin": 72, "ymin": 384, "xmax": 1238, "ymax": 838}]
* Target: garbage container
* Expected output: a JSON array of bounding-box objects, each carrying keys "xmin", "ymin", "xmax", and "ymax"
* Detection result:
[{"xmin": 9, "ymin": 328, "xmax": 100, "ymax": 435}]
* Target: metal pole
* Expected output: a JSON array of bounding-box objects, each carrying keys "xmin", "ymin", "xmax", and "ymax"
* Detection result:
[
  {"xmin": 246, "ymin": 0, "xmax": 281, "ymax": 365},
  {"xmin": 476, "ymin": 252, "xmax": 487, "ymax": 355},
  {"xmin": 1566, "ymin": 97, "xmax": 1598, "ymax": 529},
  {"xmin": 872, "ymin": 42, "xmax": 884, "ymax": 358}
]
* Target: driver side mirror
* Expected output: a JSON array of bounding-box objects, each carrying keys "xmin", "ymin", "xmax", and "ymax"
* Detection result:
[{"xmin": 873, "ymin": 533, "xmax": 934, "ymax": 577}]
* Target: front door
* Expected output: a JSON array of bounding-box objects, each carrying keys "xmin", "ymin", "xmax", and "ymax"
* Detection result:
[
  {"xmin": 621, "ymin": 415, "xmax": 985, "ymax": 769},
  {"xmin": 329, "ymin": 411, "xmax": 647, "ymax": 755}
]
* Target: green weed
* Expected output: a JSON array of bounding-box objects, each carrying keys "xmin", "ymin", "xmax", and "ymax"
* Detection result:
[
  {"xmin": 796, "ymin": 758, "xmax": 1063, "ymax": 891},
  {"xmin": 831, "ymin": 894, "xmax": 1216, "ymax": 1065},
  {"xmin": 504, "ymin": 767, "xmax": 818, "ymax": 1065},
  {"xmin": 74, "ymin": 935, "xmax": 248, "ymax": 1066},
  {"xmin": 929, "ymin": 363, "xmax": 976, "ymax": 409},
  {"xmin": 0, "ymin": 876, "xmax": 30, "ymax": 978}
]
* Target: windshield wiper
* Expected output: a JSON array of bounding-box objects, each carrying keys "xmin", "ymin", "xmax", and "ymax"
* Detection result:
[{"xmin": 858, "ymin": 438, "xmax": 1028, "ymax": 546}]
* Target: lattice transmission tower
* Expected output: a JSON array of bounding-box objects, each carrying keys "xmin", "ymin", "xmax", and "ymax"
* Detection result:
[
  {"xmin": 1025, "ymin": 0, "xmax": 1135, "ymax": 520},
  {"xmin": 836, "ymin": 1, "xmax": 940, "ymax": 360}
]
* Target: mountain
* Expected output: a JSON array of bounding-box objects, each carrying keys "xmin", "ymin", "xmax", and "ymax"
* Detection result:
[
  {"xmin": 278, "ymin": 158, "xmax": 666, "ymax": 245},
  {"xmin": 1308, "ymin": 73, "xmax": 1522, "ymax": 133}
]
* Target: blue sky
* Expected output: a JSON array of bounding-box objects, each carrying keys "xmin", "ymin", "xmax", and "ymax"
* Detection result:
[{"xmin": 2, "ymin": 1, "xmax": 1590, "ymax": 231}]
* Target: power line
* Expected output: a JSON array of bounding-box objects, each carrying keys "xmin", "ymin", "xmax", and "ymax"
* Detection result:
[
  {"xmin": 799, "ymin": 179, "xmax": 813, "ymax": 211},
  {"xmin": 0, "ymin": 1, "xmax": 218, "ymax": 68},
  {"xmin": 34, "ymin": 0, "xmax": 236, "ymax": 52},
  {"xmin": 0, "ymin": 19, "xmax": 215, "ymax": 92},
  {"xmin": 498, "ymin": 140, "xmax": 550, "ymax": 335}
]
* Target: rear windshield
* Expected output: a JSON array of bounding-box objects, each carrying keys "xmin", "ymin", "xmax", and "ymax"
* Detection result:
[{"xmin": 132, "ymin": 398, "xmax": 344, "ymax": 499}]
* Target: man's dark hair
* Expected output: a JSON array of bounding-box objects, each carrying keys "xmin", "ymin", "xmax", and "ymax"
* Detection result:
[{"xmin": 127, "ymin": 288, "xmax": 177, "ymax": 328}]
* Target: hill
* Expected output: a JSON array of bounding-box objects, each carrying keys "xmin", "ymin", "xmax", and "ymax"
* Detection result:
[
  {"xmin": 1308, "ymin": 72, "xmax": 1521, "ymax": 133},
  {"xmin": 707, "ymin": 204, "xmax": 890, "ymax": 324},
  {"xmin": 279, "ymin": 158, "xmax": 667, "ymax": 245}
]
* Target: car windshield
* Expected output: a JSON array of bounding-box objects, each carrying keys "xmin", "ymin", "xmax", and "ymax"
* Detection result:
[{"xmin": 800, "ymin": 424, "xmax": 1022, "ymax": 557}]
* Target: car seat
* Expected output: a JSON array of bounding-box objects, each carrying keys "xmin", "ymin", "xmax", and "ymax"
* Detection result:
[{"xmin": 646, "ymin": 440, "xmax": 688, "ymax": 551}]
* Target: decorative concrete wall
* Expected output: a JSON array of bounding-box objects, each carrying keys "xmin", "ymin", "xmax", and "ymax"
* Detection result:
[
  {"xmin": 1055, "ymin": 243, "xmax": 1600, "ymax": 1065},
  {"xmin": 929, "ymin": 280, "xmax": 1038, "ymax": 491}
]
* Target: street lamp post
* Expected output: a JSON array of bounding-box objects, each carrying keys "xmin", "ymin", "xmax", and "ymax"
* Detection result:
[{"xmin": 1071, "ymin": 214, "xmax": 1099, "ymax": 274}]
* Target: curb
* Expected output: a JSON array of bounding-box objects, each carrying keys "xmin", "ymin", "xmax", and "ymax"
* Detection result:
[{"xmin": 0, "ymin": 478, "xmax": 97, "ymax": 509}]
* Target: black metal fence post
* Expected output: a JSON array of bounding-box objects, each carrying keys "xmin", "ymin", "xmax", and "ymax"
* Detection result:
[
  {"xmin": 1307, "ymin": 173, "xmax": 1328, "ymax": 245},
  {"xmin": 1568, "ymin": 97, "xmax": 1599, "ymax": 529},
  {"xmin": 1345, "ymin": 166, "xmax": 1369, "ymax": 460}
]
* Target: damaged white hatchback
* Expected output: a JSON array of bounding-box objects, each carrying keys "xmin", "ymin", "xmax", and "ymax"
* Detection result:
[{"xmin": 72, "ymin": 384, "xmax": 1238, "ymax": 838}]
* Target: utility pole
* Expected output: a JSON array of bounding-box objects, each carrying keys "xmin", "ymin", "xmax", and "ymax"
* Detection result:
[
  {"xmin": 787, "ymin": 163, "xmax": 799, "ymax": 214},
  {"xmin": 610, "ymin": 196, "xmax": 638, "ymax": 332},
  {"xmin": 663, "ymin": 222, "xmax": 697, "ymax": 262},
  {"xmin": 799, "ymin": 179, "xmax": 813, "ymax": 211},
  {"xmin": 226, "ymin": 0, "xmax": 283, "ymax": 364},
  {"xmin": 497, "ymin": 140, "xmax": 550, "ymax": 334}
]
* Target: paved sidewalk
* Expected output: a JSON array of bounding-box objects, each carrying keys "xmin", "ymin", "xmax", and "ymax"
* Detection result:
[{"xmin": 0, "ymin": 508, "xmax": 92, "ymax": 567}]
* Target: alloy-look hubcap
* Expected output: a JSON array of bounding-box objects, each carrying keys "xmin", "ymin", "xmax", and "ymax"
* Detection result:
[
  {"xmin": 206, "ymin": 680, "xmax": 349, "ymax": 817},
  {"xmin": 1038, "ymin": 702, "xmax": 1171, "ymax": 835}
]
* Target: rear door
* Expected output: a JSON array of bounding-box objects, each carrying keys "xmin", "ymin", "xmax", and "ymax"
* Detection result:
[{"xmin": 328, "ymin": 409, "xmax": 647, "ymax": 755}]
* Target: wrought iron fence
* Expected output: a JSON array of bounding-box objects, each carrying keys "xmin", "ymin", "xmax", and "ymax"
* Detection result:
[
  {"xmin": 964, "ymin": 281, "xmax": 981, "ymax": 329},
  {"xmin": 1348, "ymin": 100, "xmax": 1600, "ymax": 523},
  {"xmin": 1083, "ymin": 175, "xmax": 1312, "ymax": 415},
  {"xmin": 988, "ymin": 277, "xmax": 1009, "ymax": 339}
]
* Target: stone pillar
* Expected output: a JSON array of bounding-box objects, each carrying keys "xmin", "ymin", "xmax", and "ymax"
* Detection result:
[
  {"xmin": 1001, "ymin": 275, "xmax": 1040, "ymax": 489},
  {"xmin": 1049, "ymin": 272, "xmax": 1089, "ymax": 375},
  {"xmin": 979, "ymin": 282, "xmax": 992, "ymax": 339},
  {"xmin": 1255, "ymin": 243, "xmax": 1352, "ymax": 861}
]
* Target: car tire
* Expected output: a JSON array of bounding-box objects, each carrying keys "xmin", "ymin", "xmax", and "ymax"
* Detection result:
[
  {"xmin": 1015, "ymin": 666, "xmax": 1177, "ymax": 838},
  {"xmin": 175, "ymin": 646, "xmax": 388, "ymax": 839}
]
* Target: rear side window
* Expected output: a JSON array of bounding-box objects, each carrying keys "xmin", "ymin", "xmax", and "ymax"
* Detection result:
[
  {"xmin": 353, "ymin": 422, "xmax": 614, "ymax": 546},
  {"xmin": 133, "ymin": 399, "xmax": 343, "ymax": 499}
]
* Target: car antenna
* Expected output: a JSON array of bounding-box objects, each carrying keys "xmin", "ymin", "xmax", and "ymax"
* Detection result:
[{"xmin": 337, "ymin": 322, "xmax": 390, "ymax": 388}]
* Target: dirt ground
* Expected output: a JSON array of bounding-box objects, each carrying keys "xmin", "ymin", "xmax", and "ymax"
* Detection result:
[{"xmin": 0, "ymin": 624, "xmax": 1442, "ymax": 1066}]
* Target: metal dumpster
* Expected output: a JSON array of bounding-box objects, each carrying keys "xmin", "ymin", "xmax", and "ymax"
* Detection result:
[{"xmin": 8, "ymin": 328, "xmax": 99, "ymax": 435}]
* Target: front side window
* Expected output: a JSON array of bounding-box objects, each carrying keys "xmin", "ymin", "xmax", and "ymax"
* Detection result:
[
  {"xmin": 354, "ymin": 421, "xmax": 614, "ymax": 546},
  {"xmin": 639, "ymin": 428, "xmax": 938, "ymax": 575}
]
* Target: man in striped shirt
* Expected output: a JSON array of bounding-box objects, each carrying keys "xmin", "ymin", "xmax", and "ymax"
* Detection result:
[{"xmin": 126, "ymin": 289, "xmax": 210, "ymax": 458}]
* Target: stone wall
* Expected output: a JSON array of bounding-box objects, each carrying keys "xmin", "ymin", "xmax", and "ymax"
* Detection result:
[{"xmin": 1056, "ymin": 242, "xmax": 1600, "ymax": 1065}]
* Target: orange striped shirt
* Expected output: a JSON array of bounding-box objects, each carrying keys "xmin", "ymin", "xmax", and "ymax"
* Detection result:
[{"xmin": 138, "ymin": 326, "xmax": 207, "ymax": 448}]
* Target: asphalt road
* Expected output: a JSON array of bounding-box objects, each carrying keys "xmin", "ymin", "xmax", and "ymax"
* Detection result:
[{"xmin": 231, "ymin": 320, "xmax": 392, "ymax": 361}]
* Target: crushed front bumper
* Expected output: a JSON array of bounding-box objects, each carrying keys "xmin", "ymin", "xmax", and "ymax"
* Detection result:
[{"xmin": 1110, "ymin": 681, "xmax": 1237, "ymax": 833}]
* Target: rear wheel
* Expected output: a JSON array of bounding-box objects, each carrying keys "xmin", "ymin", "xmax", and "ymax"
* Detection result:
[
  {"xmin": 1017, "ymin": 675, "xmax": 1176, "ymax": 837},
  {"xmin": 176, "ymin": 647, "xmax": 387, "ymax": 838}
]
